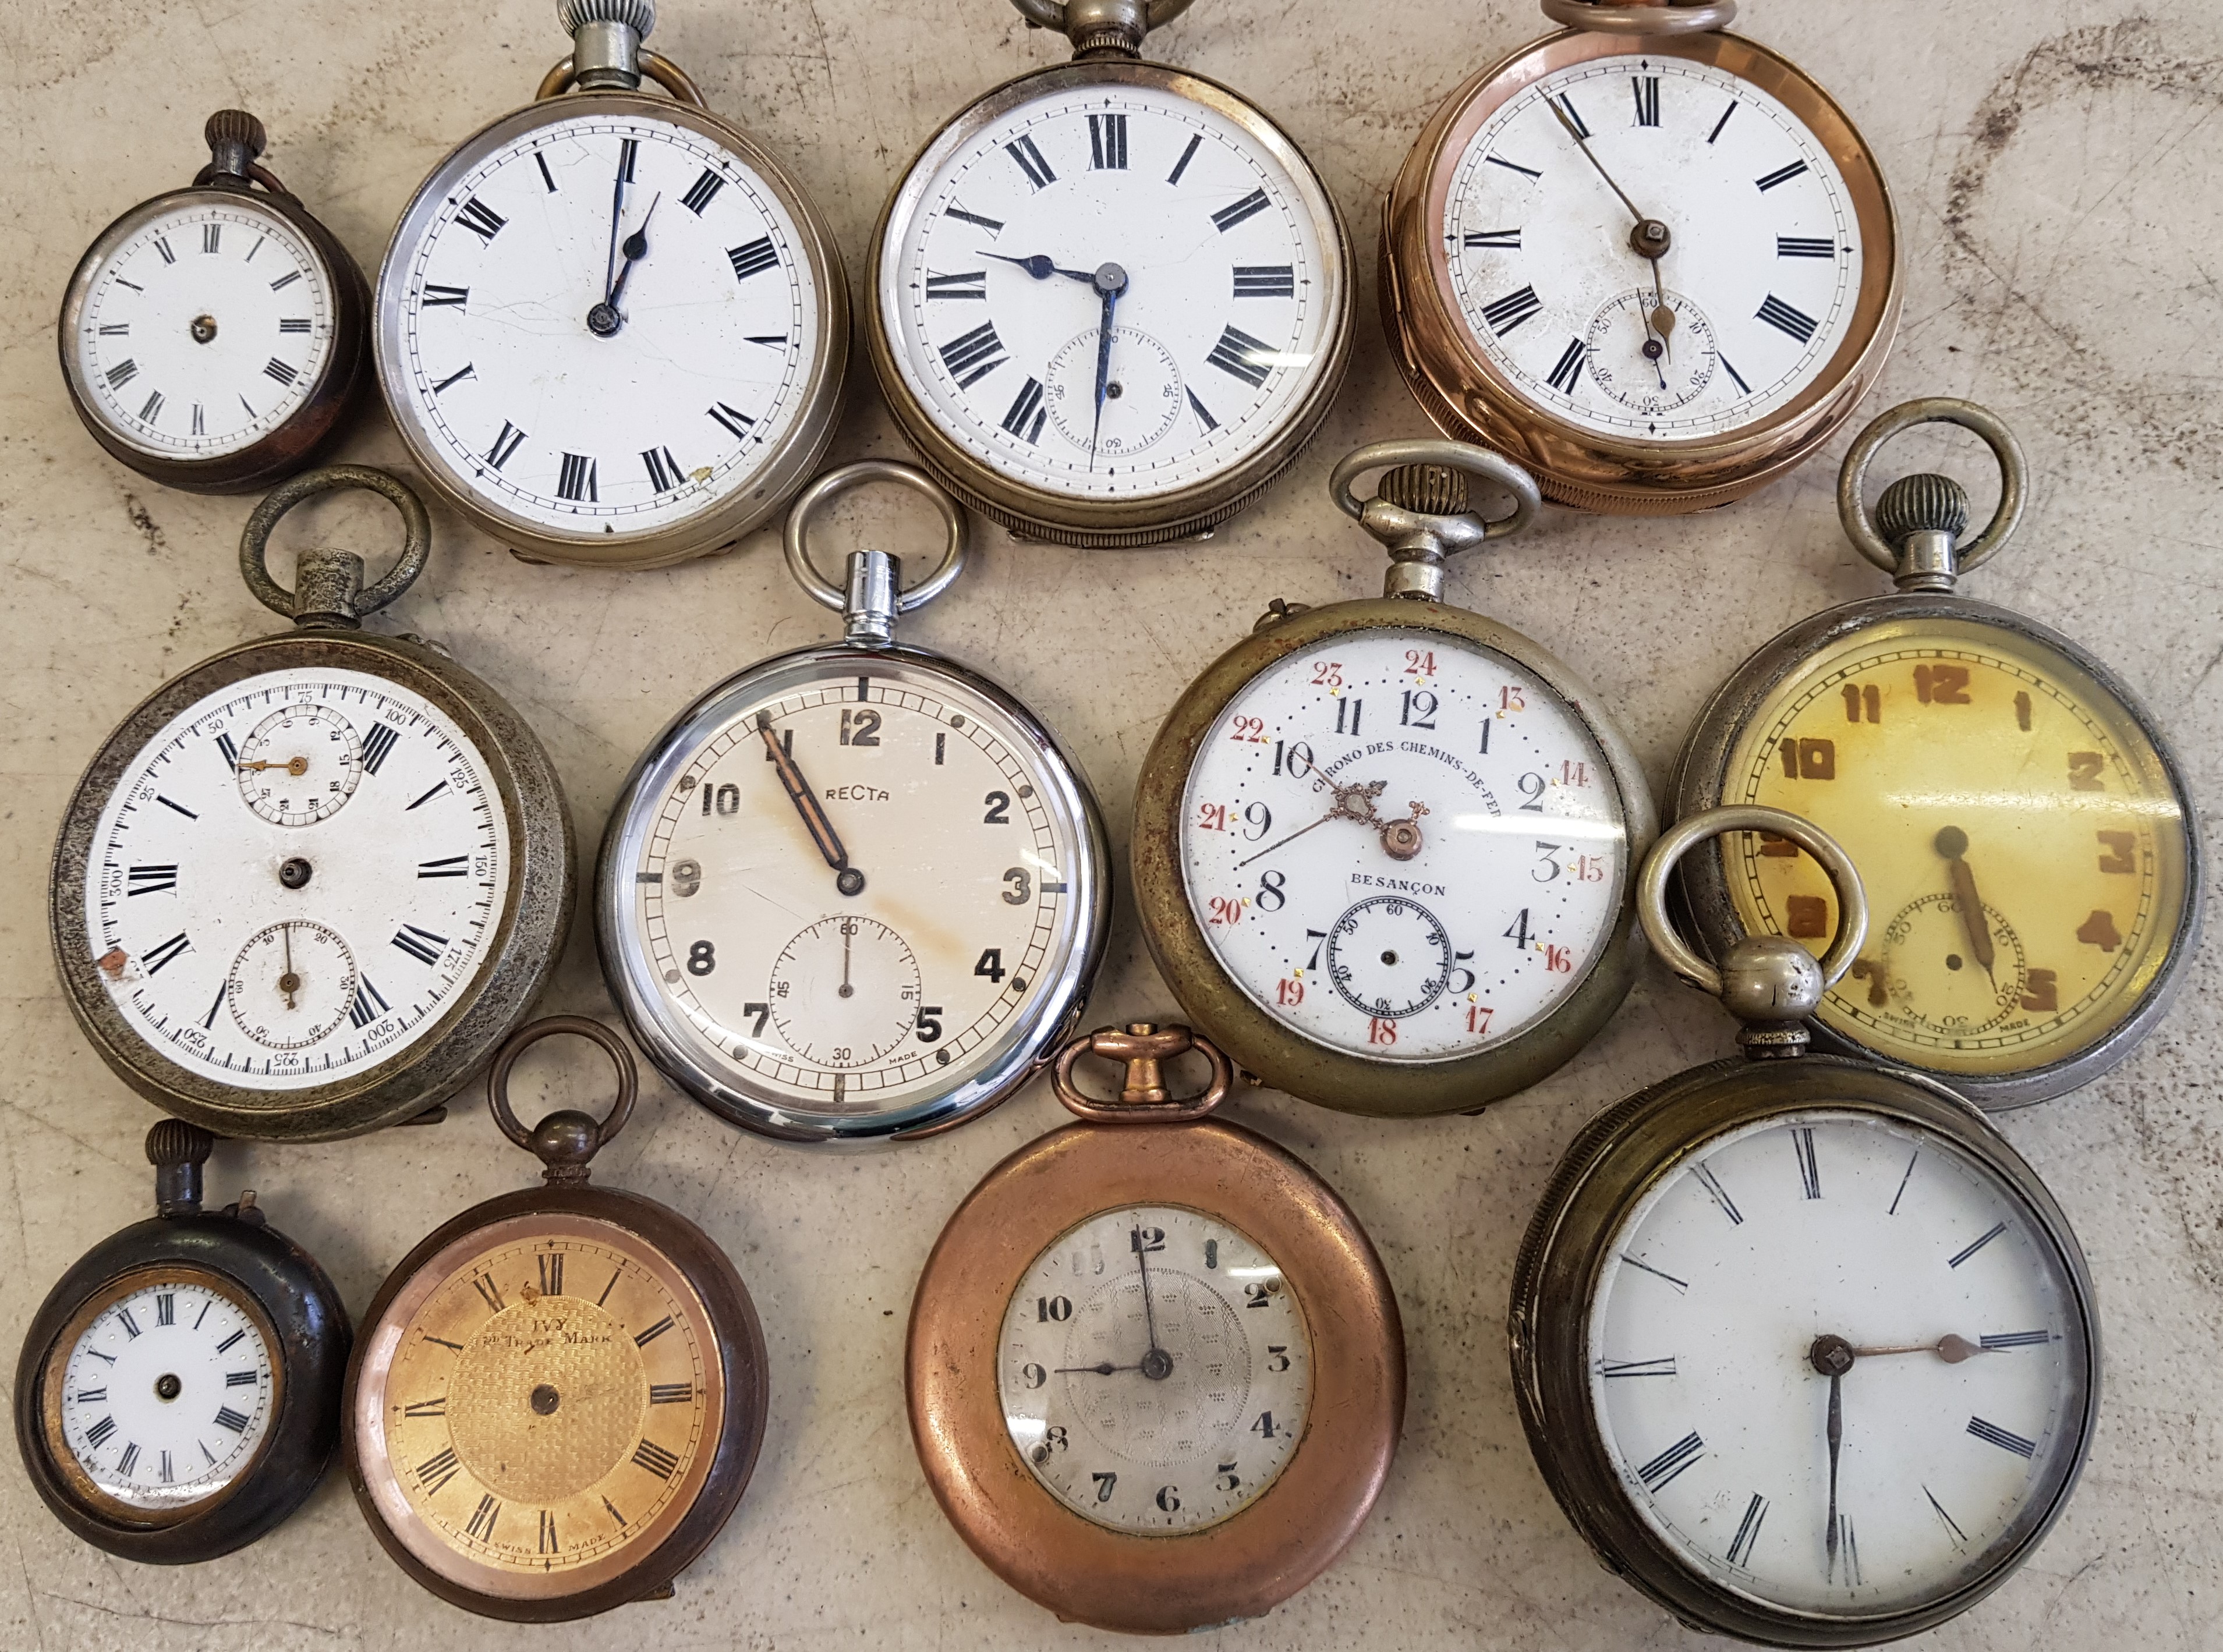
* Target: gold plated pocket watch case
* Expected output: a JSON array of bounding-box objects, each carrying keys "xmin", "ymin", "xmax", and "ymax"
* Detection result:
[
  {"xmin": 1381, "ymin": 0, "xmax": 1900, "ymax": 513},
  {"xmin": 374, "ymin": 1, "xmax": 849, "ymax": 569},
  {"xmin": 867, "ymin": 0, "xmax": 1353, "ymax": 547},
  {"xmin": 16, "ymin": 1121, "xmax": 349, "ymax": 1564},
  {"xmin": 51, "ymin": 467, "xmax": 574, "ymax": 1140},
  {"xmin": 59, "ymin": 111, "xmax": 370, "ymax": 494},
  {"xmin": 597, "ymin": 462, "xmax": 1112, "ymax": 1145},
  {"xmin": 1512, "ymin": 807, "xmax": 2100, "ymax": 1646},
  {"xmin": 1671, "ymin": 399, "xmax": 2200, "ymax": 1109},
  {"xmin": 1131, "ymin": 440, "xmax": 1655, "ymax": 1116},
  {"xmin": 345, "ymin": 1018, "xmax": 768, "ymax": 1621},
  {"xmin": 907, "ymin": 1023, "xmax": 1403, "ymax": 1632}
]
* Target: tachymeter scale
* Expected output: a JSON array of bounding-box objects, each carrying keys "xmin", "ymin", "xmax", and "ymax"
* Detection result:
[
  {"xmin": 1443, "ymin": 55, "xmax": 1861, "ymax": 439},
  {"xmin": 1179, "ymin": 629, "xmax": 1626, "ymax": 1061},
  {"xmin": 1590, "ymin": 1112, "xmax": 2084, "ymax": 1618},
  {"xmin": 998, "ymin": 1206, "xmax": 1311, "ymax": 1534},
  {"xmin": 618, "ymin": 660, "xmax": 1088, "ymax": 1112},
  {"xmin": 82, "ymin": 667, "xmax": 511, "ymax": 1090},
  {"xmin": 883, "ymin": 82, "xmax": 1336, "ymax": 501},
  {"xmin": 1721, "ymin": 618, "xmax": 2192, "ymax": 1076},
  {"xmin": 73, "ymin": 198, "xmax": 337, "ymax": 459},
  {"xmin": 387, "ymin": 112, "xmax": 818, "ymax": 538}
]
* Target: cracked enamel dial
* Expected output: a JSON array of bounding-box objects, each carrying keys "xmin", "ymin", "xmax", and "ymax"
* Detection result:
[
  {"xmin": 999, "ymin": 1205, "xmax": 1311, "ymax": 1534},
  {"xmin": 381, "ymin": 109, "xmax": 822, "ymax": 551},
  {"xmin": 70, "ymin": 196, "xmax": 337, "ymax": 460},
  {"xmin": 82, "ymin": 667, "xmax": 510, "ymax": 1090},
  {"xmin": 1443, "ymin": 53, "xmax": 1864, "ymax": 440},
  {"xmin": 1591, "ymin": 1111, "xmax": 2087, "ymax": 1619},
  {"xmin": 1178, "ymin": 628, "xmax": 1627, "ymax": 1061},
  {"xmin": 878, "ymin": 79, "xmax": 1341, "ymax": 505}
]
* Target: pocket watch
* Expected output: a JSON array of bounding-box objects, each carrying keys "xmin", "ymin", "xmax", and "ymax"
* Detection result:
[
  {"xmin": 1131, "ymin": 439, "xmax": 1655, "ymax": 1117},
  {"xmin": 1380, "ymin": 0, "xmax": 1901, "ymax": 513},
  {"xmin": 59, "ymin": 111, "xmax": 370, "ymax": 494},
  {"xmin": 16, "ymin": 1119, "xmax": 349, "ymax": 1564},
  {"xmin": 599, "ymin": 462, "xmax": 1110, "ymax": 1146},
  {"xmin": 908, "ymin": 1022, "xmax": 1403, "ymax": 1632},
  {"xmin": 866, "ymin": 0, "xmax": 1353, "ymax": 547},
  {"xmin": 374, "ymin": 0, "xmax": 848, "ymax": 569},
  {"xmin": 1510, "ymin": 806, "xmax": 2099, "ymax": 1646},
  {"xmin": 1671, "ymin": 398, "xmax": 2201, "ymax": 1109},
  {"xmin": 346, "ymin": 1018, "xmax": 767, "ymax": 1620},
  {"xmin": 50, "ymin": 466, "xmax": 574, "ymax": 1140}
]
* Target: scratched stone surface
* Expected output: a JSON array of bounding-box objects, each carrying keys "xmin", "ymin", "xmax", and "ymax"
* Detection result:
[{"xmin": 1, "ymin": 1, "xmax": 2218, "ymax": 1647}]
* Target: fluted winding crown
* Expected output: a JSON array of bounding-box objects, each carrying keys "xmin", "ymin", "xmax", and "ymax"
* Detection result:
[
  {"xmin": 204, "ymin": 109, "xmax": 267, "ymax": 158},
  {"xmin": 558, "ymin": 0, "xmax": 654, "ymax": 38},
  {"xmin": 1380, "ymin": 464, "xmax": 1470, "ymax": 518},
  {"xmin": 146, "ymin": 1118, "xmax": 215, "ymax": 1168},
  {"xmin": 1876, "ymin": 472, "xmax": 1970, "ymax": 544}
]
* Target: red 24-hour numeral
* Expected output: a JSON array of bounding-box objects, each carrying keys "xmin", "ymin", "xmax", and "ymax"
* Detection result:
[
  {"xmin": 1367, "ymin": 1018, "xmax": 1398, "ymax": 1046},
  {"xmin": 1229, "ymin": 715, "xmax": 1267, "ymax": 743},
  {"xmin": 1196, "ymin": 803, "xmax": 1228, "ymax": 832},
  {"xmin": 1206, "ymin": 896, "xmax": 1243, "ymax": 927},
  {"xmin": 1277, "ymin": 978, "xmax": 1304, "ymax": 1006}
]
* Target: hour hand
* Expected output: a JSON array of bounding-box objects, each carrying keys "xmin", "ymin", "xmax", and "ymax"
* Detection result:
[
  {"xmin": 1932, "ymin": 826, "xmax": 1997, "ymax": 982},
  {"xmin": 755, "ymin": 712, "xmax": 865, "ymax": 897},
  {"xmin": 982, "ymin": 250, "xmax": 1097, "ymax": 283}
]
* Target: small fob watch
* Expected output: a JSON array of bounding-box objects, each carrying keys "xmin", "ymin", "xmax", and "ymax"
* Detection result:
[
  {"xmin": 376, "ymin": 1, "xmax": 848, "ymax": 569},
  {"xmin": 908, "ymin": 1023, "xmax": 1403, "ymax": 1633},
  {"xmin": 1512, "ymin": 807, "xmax": 2098, "ymax": 1647},
  {"xmin": 16, "ymin": 1120, "xmax": 350, "ymax": 1564},
  {"xmin": 1381, "ymin": 0, "xmax": 1901, "ymax": 513},
  {"xmin": 868, "ymin": 0, "xmax": 1353, "ymax": 546},
  {"xmin": 599, "ymin": 462, "xmax": 1111, "ymax": 1146},
  {"xmin": 60, "ymin": 111, "xmax": 371, "ymax": 494},
  {"xmin": 51, "ymin": 467, "xmax": 574, "ymax": 1141},
  {"xmin": 1672, "ymin": 399, "xmax": 2201, "ymax": 1109},
  {"xmin": 1131, "ymin": 440, "xmax": 1656, "ymax": 1117},
  {"xmin": 346, "ymin": 1018, "xmax": 769, "ymax": 1621}
]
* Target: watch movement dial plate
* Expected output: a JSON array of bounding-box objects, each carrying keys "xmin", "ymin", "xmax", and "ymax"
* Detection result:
[
  {"xmin": 997, "ymin": 1204, "xmax": 1312, "ymax": 1534},
  {"xmin": 68, "ymin": 194, "xmax": 338, "ymax": 460},
  {"xmin": 79, "ymin": 666, "xmax": 512, "ymax": 1092}
]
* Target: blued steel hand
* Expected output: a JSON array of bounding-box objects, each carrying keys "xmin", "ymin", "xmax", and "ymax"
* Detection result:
[
  {"xmin": 982, "ymin": 250, "xmax": 1098, "ymax": 284},
  {"xmin": 1547, "ymin": 98, "xmax": 1677, "ymax": 363},
  {"xmin": 602, "ymin": 146, "xmax": 629, "ymax": 303},
  {"xmin": 1055, "ymin": 1362, "xmax": 1141, "ymax": 1375},
  {"xmin": 1131, "ymin": 1228, "xmax": 1173, "ymax": 1382},
  {"xmin": 1088, "ymin": 264, "xmax": 1128, "ymax": 469},
  {"xmin": 1235, "ymin": 779, "xmax": 1389, "ymax": 870},
  {"xmin": 1825, "ymin": 1366, "xmax": 1844, "ymax": 1581},
  {"xmin": 756, "ymin": 711, "xmax": 863, "ymax": 895},
  {"xmin": 604, "ymin": 194, "xmax": 661, "ymax": 315},
  {"xmin": 1934, "ymin": 827, "xmax": 1998, "ymax": 985}
]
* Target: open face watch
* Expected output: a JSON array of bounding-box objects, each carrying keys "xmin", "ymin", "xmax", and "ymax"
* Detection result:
[
  {"xmin": 1131, "ymin": 439, "xmax": 1655, "ymax": 1116},
  {"xmin": 50, "ymin": 467, "xmax": 574, "ymax": 1140},
  {"xmin": 599, "ymin": 462, "xmax": 1110, "ymax": 1144},
  {"xmin": 1381, "ymin": 0, "xmax": 1900, "ymax": 513},
  {"xmin": 59, "ymin": 111, "xmax": 370, "ymax": 494},
  {"xmin": 908, "ymin": 1022, "xmax": 1403, "ymax": 1632},
  {"xmin": 867, "ymin": 0, "xmax": 1353, "ymax": 546},
  {"xmin": 1512, "ymin": 806, "xmax": 2099, "ymax": 1646},
  {"xmin": 16, "ymin": 1120, "xmax": 349, "ymax": 1564},
  {"xmin": 1672, "ymin": 399, "xmax": 2201, "ymax": 1109},
  {"xmin": 375, "ymin": 0, "xmax": 848, "ymax": 569},
  {"xmin": 346, "ymin": 1018, "xmax": 767, "ymax": 1619}
]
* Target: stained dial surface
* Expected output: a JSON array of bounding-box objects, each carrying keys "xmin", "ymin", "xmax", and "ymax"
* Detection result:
[
  {"xmin": 360, "ymin": 1215, "xmax": 720, "ymax": 1584},
  {"xmin": 999, "ymin": 1205, "xmax": 1311, "ymax": 1533},
  {"xmin": 1721, "ymin": 616, "xmax": 2191, "ymax": 1077},
  {"xmin": 883, "ymin": 81, "xmax": 1338, "ymax": 501},
  {"xmin": 50, "ymin": 1272, "xmax": 277, "ymax": 1512},
  {"xmin": 1442, "ymin": 54, "xmax": 1864, "ymax": 439},
  {"xmin": 386, "ymin": 112, "xmax": 819, "ymax": 540},
  {"xmin": 74, "ymin": 196, "xmax": 337, "ymax": 458},
  {"xmin": 83, "ymin": 667, "xmax": 511, "ymax": 1091},
  {"xmin": 1180, "ymin": 629, "xmax": 1627, "ymax": 1061},
  {"xmin": 1590, "ymin": 1112, "xmax": 2087, "ymax": 1618},
  {"xmin": 611, "ymin": 657, "xmax": 1091, "ymax": 1116}
]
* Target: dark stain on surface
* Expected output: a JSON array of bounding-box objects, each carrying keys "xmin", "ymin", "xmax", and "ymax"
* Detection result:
[{"xmin": 123, "ymin": 491, "xmax": 167, "ymax": 556}]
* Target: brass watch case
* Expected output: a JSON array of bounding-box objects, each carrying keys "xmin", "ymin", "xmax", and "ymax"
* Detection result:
[
  {"xmin": 1380, "ymin": 27, "xmax": 1901, "ymax": 515},
  {"xmin": 868, "ymin": 58, "xmax": 1353, "ymax": 548},
  {"xmin": 1509, "ymin": 1055, "xmax": 2100, "ymax": 1647},
  {"xmin": 907, "ymin": 1114, "xmax": 1403, "ymax": 1632},
  {"xmin": 50, "ymin": 630, "xmax": 575, "ymax": 1140},
  {"xmin": 1131, "ymin": 597, "xmax": 1656, "ymax": 1116}
]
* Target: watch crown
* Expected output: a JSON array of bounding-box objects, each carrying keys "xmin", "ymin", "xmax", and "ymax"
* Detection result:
[
  {"xmin": 1378, "ymin": 464, "xmax": 1470, "ymax": 518},
  {"xmin": 1875, "ymin": 472, "xmax": 1970, "ymax": 546},
  {"xmin": 203, "ymin": 109, "xmax": 267, "ymax": 161},
  {"xmin": 146, "ymin": 1118, "xmax": 215, "ymax": 1218},
  {"xmin": 557, "ymin": 0, "xmax": 654, "ymax": 41}
]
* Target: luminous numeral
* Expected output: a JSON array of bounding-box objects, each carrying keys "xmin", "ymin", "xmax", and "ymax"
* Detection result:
[
  {"xmin": 680, "ymin": 168, "xmax": 725, "ymax": 215},
  {"xmin": 926, "ymin": 271, "xmax": 988, "ymax": 300},
  {"xmin": 1000, "ymin": 377, "xmax": 1047, "ymax": 443},
  {"xmin": 727, "ymin": 237, "xmax": 779, "ymax": 281},
  {"xmin": 392, "ymin": 925, "xmax": 448, "ymax": 966},
  {"xmin": 1206, "ymin": 324, "xmax": 1273, "ymax": 387},
  {"xmin": 556, "ymin": 452, "xmax": 599, "ymax": 503},
  {"xmin": 1006, "ymin": 134, "xmax": 1056, "ymax": 189},
  {"xmin": 1482, "ymin": 285, "xmax": 1543, "ymax": 335},
  {"xmin": 939, "ymin": 321, "xmax": 1008, "ymax": 388},
  {"xmin": 454, "ymin": 197, "xmax": 507, "ymax": 242},
  {"xmin": 1088, "ymin": 113, "xmax": 1128, "ymax": 170},
  {"xmin": 1233, "ymin": 264, "xmax": 1295, "ymax": 297},
  {"xmin": 1212, "ymin": 188, "xmax": 1271, "ymax": 233},
  {"xmin": 1546, "ymin": 336, "xmax": 1587, "ymax": 393},
  {"xmin": 1637, "ymin": 1431, "xmax": 1705, "ymax": 1492},
  {"xmin": 1756, "ymin": 294, "xmax": 1820, "ymax": 342}
]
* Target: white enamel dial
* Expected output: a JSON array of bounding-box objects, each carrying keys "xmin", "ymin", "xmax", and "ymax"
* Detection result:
[
  {"xmin": 1443, "ymin": 55, "xmax": 1863, "ymax": 439},
  {"xmin": 56, "ymin": 1278, "xmax": 275, "ymax": 1511},
  {"xmin": 73, "ymin": 197, "xmax": 336, "ymax": 458},
  {"xmin": 1180, "ymin": 628, "xmax": 1627, "ymax": 1061},
  {"xmin": 84, "ymin": 667, "xmax": 511, "ymax": 1089},
  {"xmin": 883, "ymin": 81, "xmax": 1337, "ymax": 500},
  {"xmin": 999, "ymin": 1205, "xmax": 1311, "ymax": 1534},
  {"xmin": 1591, "ymin": 1112, "xmax": 2086, "ymax": 1618},
  {"xmin": 611, "ymin": 657, "xmax": 1093, "ymax": 1116},
  {"xmin": 385, "ymin": 112, "xmax": 819, "ymax": 540}
]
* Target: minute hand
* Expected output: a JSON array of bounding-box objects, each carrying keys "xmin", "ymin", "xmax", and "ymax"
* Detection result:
[{"xmin": 756, "ymin": 712, "xmax": 856, "ymax": 887}]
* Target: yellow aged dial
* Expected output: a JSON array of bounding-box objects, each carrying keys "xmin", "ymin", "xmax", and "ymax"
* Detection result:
[{"xmin": 1721, "ymin": 614, "xmax": 2189, "ymax": 1078}]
